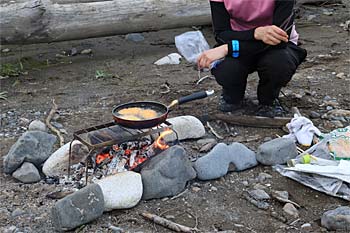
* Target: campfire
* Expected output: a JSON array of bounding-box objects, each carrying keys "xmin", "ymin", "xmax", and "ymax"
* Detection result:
[{"xmin": 95, "ymin": 129, "xmax": 173, "ymax": 175}]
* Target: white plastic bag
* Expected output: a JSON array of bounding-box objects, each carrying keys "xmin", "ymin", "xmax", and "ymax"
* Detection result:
[{"xmin": 175, "ymin": 31, "xmax": 210, "ymax": 63}]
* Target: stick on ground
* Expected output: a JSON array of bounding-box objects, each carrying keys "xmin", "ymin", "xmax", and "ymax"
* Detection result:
[
  {"xmin": 141, "ymin": 212, "xmax": 197, "ymax": 232},
  {"xmin": 46, "ymin": 99, "xmax": 64, "ymax": 147}
]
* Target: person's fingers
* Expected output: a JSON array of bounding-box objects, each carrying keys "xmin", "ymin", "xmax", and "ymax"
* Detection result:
[{"xmin": 266, "ymin": 36, "xmax": 281, "ymax": 45}]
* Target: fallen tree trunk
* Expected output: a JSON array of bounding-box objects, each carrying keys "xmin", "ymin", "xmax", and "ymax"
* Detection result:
[
  {"xmin": 0, "ymin": 0, "xmax": 211, "ymax": 44},
  {"xmin": 0, "ymin": 0, "xmax": 343, "ymax": 45}
]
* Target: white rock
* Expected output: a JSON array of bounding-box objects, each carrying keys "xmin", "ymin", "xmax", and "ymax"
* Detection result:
[
  {"xmin": 28, "ymin": 120, "xmax": 47, "ymax": 132},
  {"xmin": 164, "ymin": 115, "xmax": 205, "ymax": 141},
  {"xmin": 96, "ymin": 171, "xmax": 143, "ymax": 211},
  {"xmin": 42, "ymin": 140, "xmax": 88, "ymax": 176},
  {"xmin": 283, "ymin": 203, "xmax": 299, "ymax": 219},
  {"xmin": 154, "ymin": 53, "xmax": 182, "ymax": 65}
]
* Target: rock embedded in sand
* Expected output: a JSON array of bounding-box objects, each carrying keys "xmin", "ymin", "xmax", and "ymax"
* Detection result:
[
  {"xmin": 164, "ymin": 115, "xmax": 206, "ymax": 141},
  {"xmin": 283, "ymin": 203, "xmax": 299, "ymax": 219},
  {"xmin": 141, "ymin": 145, "xmax": 196, "ymax": 200},
  {"xmin": 12, "ymin": 162, "xmax": 41, "ymax": 183},
  {"xmin": 42, "ymin": 140, "xmax": 88, "ymax": 177},
  {"xmin": 28, "ymin": 120, "xmax": 47, "ymax": 132},
  {"xmin": 256, "ymin": 138, "xmax": 297, "ymax": 165},
  {"xmin": 51, "ymin": 183, "xmax": 104, "ymax": 231},
  {"xmin": 321, "ymin": 206, "xmax": 350, "ymax": 231},
  {"xmin": 194, "ymin": 142, "xmax": 257, "ymax": 180},
  {"xmin": 3, "ymin": 131, "xmax": 56, "ymax": 174},
  {"xmin": 96, "ymin": 171, "xmax": 143, "ymax": 211}
]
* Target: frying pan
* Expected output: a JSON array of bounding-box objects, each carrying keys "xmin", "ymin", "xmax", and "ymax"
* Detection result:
[{"xmin": 112, "ymin": 90, "xmax": 214, "ymax": 129}]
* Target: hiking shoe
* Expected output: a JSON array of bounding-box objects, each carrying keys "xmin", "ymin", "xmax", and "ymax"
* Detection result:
[
  {"xmin": 218, "ymin": 96, "xmax": 242, "ymax": 112},
  {"xmin": 256, "ymin": 101, "xmax": 284, "ymax": 118}
]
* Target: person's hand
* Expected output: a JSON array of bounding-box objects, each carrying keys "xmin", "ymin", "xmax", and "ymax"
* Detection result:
[
  {"xmin": 254, "ymin": 25, "xmax": 288, "ymax": 45},
  {"xmin": 197, "ymin": 44, "xmax": 228, "ymax": 69}
]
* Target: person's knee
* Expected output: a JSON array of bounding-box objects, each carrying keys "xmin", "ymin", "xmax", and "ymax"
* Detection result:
[
  {"xmin": 212, "ymin": 58, "xmax": 249, "ymax": 87},
  {"xmin": 259, "ymin": 51, "xmax": 297, "ymax": 86}
]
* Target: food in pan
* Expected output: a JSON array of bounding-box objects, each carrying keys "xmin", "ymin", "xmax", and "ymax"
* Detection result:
[{"xmin": 117, "ymin": 107, "xmax": 158, "ymax": 120}]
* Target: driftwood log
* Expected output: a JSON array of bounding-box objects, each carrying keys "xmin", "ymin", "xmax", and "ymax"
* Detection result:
[
  {"xmin": 0, "ymin": 0, "xmax": 344, "ymax": 44},
  {"xmin": 0, "ymin": 0, "xmax": 211, "ymax": 44}
]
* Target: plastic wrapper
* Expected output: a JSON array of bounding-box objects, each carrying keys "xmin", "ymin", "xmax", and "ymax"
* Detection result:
[{"xmin": 175, "ymin": 31, "xmax": 210, "ymax": 63}]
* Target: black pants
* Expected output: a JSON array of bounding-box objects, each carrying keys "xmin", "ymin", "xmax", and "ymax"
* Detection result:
[{"xmin": 212, "ymin": 42, "xmax": 307, "ymax": 105}]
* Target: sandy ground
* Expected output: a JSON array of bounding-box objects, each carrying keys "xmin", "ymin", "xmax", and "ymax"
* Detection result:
[{"xmin": 1, "ymin": 3, "xmax": 349, "ymax": 233}]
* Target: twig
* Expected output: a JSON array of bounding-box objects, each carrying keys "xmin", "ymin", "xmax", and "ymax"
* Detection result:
[
  {"xmin": 141, "ymin": 212, "xmax": 197, "ymax": 232},
  {"xmin": 196, "ymin": 75, "xmax": 214, "ymax": 85},
  {"xmin": 206, "ymin": 122, "xmax": 224, "ymax": 139},
  {"xmin": 46, "ymin": 99, "xmax": 64, "ymax": 147},
  {"xmin": 170, "ymin": 189, "xmax": 188, "ymax": 200},
  {"xmin": 160, "ymin": 83, "xmax": 171, "ymax": 94}
]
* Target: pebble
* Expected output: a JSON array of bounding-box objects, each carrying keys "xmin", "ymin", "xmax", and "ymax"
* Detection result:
[
  {"xmin": 326, "ymin": 106, "xmax": 333, "ymax": 111},
  {"xmin": 210, "ymin": 186, "xmax": 218, "ymax": 192},
  {"xmin": 273, "ymin": 190, "xmax": 289, "ymax": 200},
  {"xmin": 242, "ymin": 181, "xmax": 249, "ymax": 186},
  {"xmin": 11, "ymin": 208, "xmax": 26, "ymax": 217},
  {"xmin": 51, "ymin": 121, "xmax": 63, "ymax": 129},
  {"xmin": 258, "ymin": 172, "xmax": 272, "ymax": 183},
  {"xmin": 336, "ymin": 72, "xmax": 345, "ymax": 79},
  {"xmin": 321, "ymin": 206, "xmax": 350, "ymax": 231},
  {"xmin": 309, "ymin": 111, "xmax": 320, "ymax": 119},
  {"xmin": 109, "ymin": 225, "xmax": 123, "ymax": 233},
  {"xmin": 125, "ymin": 33, "xmax": 145, "ymax": 42},
  {"xmin": 283, "ymin": 203, "xmax": 299, "ymax": 219},
  {"xmin": 2, "ymin": 48, "xmax": 11, "ymax": 53},
  {"xmin": 3, "ymin": 226, "xmax": 17, "ymax": 233},
  {"xmin": 331, "ymin": 120, "xmax": 343, "ymax": 128},
  {"xmin": 165, "ymin": 215, "xmax": 175, "ymax": 220},
  {"xmin": 80, "ymin": 49, "xmax": 92, "ymax": 55},
  {"xmin": 301, "ymin": 223, "xmax": 312, "ymax": 232},
  {"xmin": 192, "ymin": 187, "xmax": 201, "ymax": 192},
  {"xmin": 307, "ymin": 15, "xmax": 316, "ymax": 21},
  {"xmin": 323, "ymin": 95, "xmax": 332, "ymax": 101},
  {"xmin": 248, "ymin": 189, "xmax": 270, "ymax": 200}
]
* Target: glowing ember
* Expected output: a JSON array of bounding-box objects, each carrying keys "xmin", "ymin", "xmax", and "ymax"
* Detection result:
[{"xmin": 94, "ymin": 128, "xmax": 173, "ymax": 175}]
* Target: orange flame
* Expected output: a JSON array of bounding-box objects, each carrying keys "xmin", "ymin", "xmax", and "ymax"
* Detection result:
[{"xmin": 154, "ymin": 128, "xmax": 173, "ymax": 150}]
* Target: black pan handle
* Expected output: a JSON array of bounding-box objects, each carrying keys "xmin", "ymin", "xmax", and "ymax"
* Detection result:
[{"xmin": 178, "ymin": 90, "xmax": 214, "ymax": 105}]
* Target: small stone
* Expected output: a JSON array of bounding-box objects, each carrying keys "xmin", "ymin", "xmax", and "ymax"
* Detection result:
[
  {"xmin": 108, "ymin": 225, "xmax": 123, "ymax": 233},
  {"xmin": 12, "ymin": 162, "xmax": 41, "ymax": 183},
  {"xmin": 11, "ymin": 208, "xmax": 26, "ymax": 217},
  {"xmin": 321, "ymin": 206, "xmax": 350, "ymax": 231},
  {"xmin": 242, "ymin": 181, "xmax": 249, "ymax": 186},
  {"xmin": 331, "ymin": 120, "xmax": 344, "ymax": 128},
  {"xmin": 309, "ymin": 111, "xmax": 320, "ymax": 119},
  {"xmin": 28, "ymin": 120, "xmax": 47, "ymax": 132},
  {"xmin": 3, "ymin": 225, "xmax": 17, "ymax": 233},
  {"xmin": 125, "ymin": 33, "xmax": 144, "ymax": 42},
  {"xmin": 322, "ymin": 9, "xmax": 333, "ymax": 16},
  {"xmin": 2, "ymin": 48, "xmax": 11, "ymax": 53},
  {"xmin": 323, "ymin": 95, "xmax": 332, "ymax": 101},
  {"xmin": 336, "ymin": 72, "xmax": 345, "ymax": 79},
  {"xmin": 283, "ymin": 203, "xmax": 299, "ymax": 219},
  {"xmin": 51, "ymin": 121, "xmax": 63, "ymax": 129},
  {"xmin": 326, "ymin": 106, "xmax": 333, "ymax": 111},
  {"xmin": 258, "ymin": 172, "xmax": 272, "ymax": 183},
  {"xmin": 273, "ymin": 190, "xmax": 289, "ymax": 200},
  {"xmin": 80, "ymin": 49, "xmax": 92, "ymax": 55},
  {"xmin": 248, "ymin": 189, "xmax": 270, "ymax": 200},
  {"xmin": 165, "ymin": 215, "xmax": 175, "ymax": 220},
  {"xmin": 69, "ymin": 48, "xmax": 78, "ymax": 56},
  {"xmin": 253, "ymin": 183, "xmax": 267, "ymax": 190},
  {"xmin": 307, "ymin": 15, "xmax": 316, "ymax": 21},
  {"xmin": 210, "ymin": 186, "xmax": 218, "ymax": 192},
  {"xmin": 301, "ymin": 223, "xmax": 312, "ymax": 232},
  {"xmin": 197, "ymin": 138, "xmax": 217, "ymax": 145},
  {"xmin": 192, "ymin": 187, "xmax": 201, "ymax": 192}
]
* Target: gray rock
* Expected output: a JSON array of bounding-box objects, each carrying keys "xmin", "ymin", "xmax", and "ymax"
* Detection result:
[
  {"xmin": 331, "ymin": 120, "xmax": 344, "ymax": 128},
  {"xmin": 256, "ymin": 138, "xmax": 297, "ymax": 165},
  {"xmin": 12, "ymin": 162, "xmax": 41, "ymax": 183},
  {"xmin": 301, "ymin": 223, "xmax": 312, "ymax": 232},
  {"xmin": 1, "ymin": 48, "xmax": 11, "ymax": 53},
  {"xmin": 258, "ymin": 172, "xmax": 272, "ymax": 183},
  {"xmin": 321, "ymin": 206, "xmax": 350, "ymax": 231},
  {"xmin": 80, "ymin": 49, "xmax": 92, "ymax": 55},
  {"xmin": 197, "ymin": 138, "xmax": 216, "ymax": 146},
  {"xmin": 273, "ymin": 190, "xmax": 289, "ymax": 200},
  {"xmin": 165, "ymin": 115, "xmax": 205, "ymax": 141},
  {"xmin": 125, "ymin": 33, "xmax": 144, "ymax": 42},
  {"xmin": 283, "ymin": 203, "xmax": 299, "ymax": 219},
  {"xmin": 3, "ymin": 226, "xmax": 17, "ymax": 233},
  {"xmin": 309, "ymin": 111, "xmax": 320, "ymax": 119},
  {"xmin": 3, "ymin": 131, "xmax": 56, "ymax": 174},
  {"xmin": 28, "ymin": 120, "xmax": 47, "ymax": 132},
  {"xmin": 194, "ymin": 143, "xmax": 257, "ymax": 180},
  {"xmin": 51, "ymin": 183, "xmax": 104, "ymax": 231},
  {"xmin": 51, "ymin": 121, "xmax": 63, "ymax": 129},
  {"xmin": 11, "ymin": 208, "xmax": 26, "ymax": 218},
  {"xmin": 248, "ymin": 189, "xmax": 270, "ymax": 200},
  {"xmin": 141, "ymin": 145, "xmax": 196, "ymax": 200}
]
